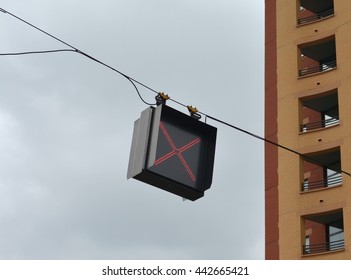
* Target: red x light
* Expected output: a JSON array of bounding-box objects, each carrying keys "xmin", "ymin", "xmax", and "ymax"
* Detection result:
[
  {"xmin": 127, "ymin": 104, "xmax": 217, "ymax": 201},
  {"xmin": 155, "ymin": 122, "xmax": 200, "ymax": 182}
]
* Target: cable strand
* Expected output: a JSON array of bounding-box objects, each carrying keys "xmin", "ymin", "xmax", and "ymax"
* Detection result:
[
  {"xmin": 126, "ymin": 78, "xmax": 156, "ymax": 106},
  {"xmin": 2, "ymin": 9, "xmax": 77, "ymax": 50},
  {"xmin": 1, "ymin": 8, "xmax": 156, "ymax": 106},
  {"xmin": 0, "ymin": 49, "xmax": 76, "ymax": 56}
]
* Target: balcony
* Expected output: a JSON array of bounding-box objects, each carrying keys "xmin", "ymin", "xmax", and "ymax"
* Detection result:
[
  {"xmin": 303, "ymin": 239, "xmax": 344, "ymax": 254},
  {"xmin": 303, "ymin": 209, "xmax": 344, "ymax": 255},
  {"xmin": 301, "ymin": 147, "xmax": 341, "ymax": 192},
  {"xmin": 298, "ymin": 8, "xmax": 334, "ymax": 25},
  {"xmin": 301, "ymin": 117, "xmax": 339, "ymax": 132},
  {"xmin": 298, "ymin": 0, "xmax": 334, "ymax": 25},
  {"xmin": 302, "ymin": 172, "xmax": 342, "ymax": 191},
  {"xmin": 298, "ymin": 36, "xmax": 336, "ymax": 77},
  {"xmin": 300, "ymin": 89, "xmax": 339, "ymax": 133},
  {"xmin": 299, "ymin": 59, "xmax": 336, "ymax": 76}
]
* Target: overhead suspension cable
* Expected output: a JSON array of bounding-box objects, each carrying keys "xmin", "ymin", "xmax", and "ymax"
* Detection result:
[{"xmin": 1, "ymin": 7, "xmax": 350, "ymax": 177}]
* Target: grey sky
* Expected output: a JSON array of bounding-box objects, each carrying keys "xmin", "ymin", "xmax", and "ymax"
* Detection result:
[{"xmin": 0, "ymin": 0, "xmax": 264, "ymax": 259}]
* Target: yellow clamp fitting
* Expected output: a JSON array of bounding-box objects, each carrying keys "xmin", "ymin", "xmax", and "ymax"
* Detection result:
[
  {"xmin": 158, "ymin": 92, "xmax": 170, "ymax": 101},
  {"xmin": 187, "ymin": 105, "xmax": 199, "ymax": 114}
]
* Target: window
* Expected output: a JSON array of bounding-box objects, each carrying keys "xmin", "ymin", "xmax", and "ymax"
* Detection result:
[
  {"xmin": 298, "ymin": 36, "xmax": 336, "ymax": 77},
  {"xmin": 301, "ymin": 147, "xmax": 342, "ymax": 192},
  {"xmin": 303, "ymin": 209, "xmax": 344, "ymax": 255},
  {"xmin": 297, "ymin": 0, "xmax": 334, "ymax": 25},
  {"xmin": 300, "ymin": 89, "xmax": 339, "ymax": 133}
]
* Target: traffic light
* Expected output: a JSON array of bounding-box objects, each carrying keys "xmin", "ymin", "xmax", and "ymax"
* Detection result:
[{"xmin": 127, "ymin": 104, "xmax": 217, "ymax": 201}]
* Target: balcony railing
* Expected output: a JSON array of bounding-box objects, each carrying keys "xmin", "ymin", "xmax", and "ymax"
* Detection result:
[
  {"xmin": 300, "ymin": 117, "xmax": 339, "ymax": 132},
  {"xmin": 302, "ymin": 173, "xmax": 342, "ymax": 191},
  {"xmin": 303, "ymin": 239, "xmax": 344, "ymax": 255},
  {"xmin": 299, "ymin": 60, "xmax": 337, "ymax": 77},
  {"xmin": 298, "ymin": 8, "xmax": 334, "ymax": 25}
]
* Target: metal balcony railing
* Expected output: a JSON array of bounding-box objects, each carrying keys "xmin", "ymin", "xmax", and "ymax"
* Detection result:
[
  {"xmin": 300, "ymin": 117, "xmax": 339, "ymax": 132},
  {"xmin": 302, "ymin": 173, "xmax": 342, "ymax": 191},
  {"xmin": 298, "ymin": 8, "xmax": 334, "ymax": 25},
  {"xmin": 303, "ymin": 239, "xmax": 344, "ymax": 255},
  {"xmin": 299, "ymin": 60, "xmax": 337, "ymax": 77}
]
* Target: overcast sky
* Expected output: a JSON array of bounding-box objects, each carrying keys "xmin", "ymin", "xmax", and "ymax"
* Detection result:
[{"xmin": 0, "ymin": 0, "xmax": 264, "ymax": 259}]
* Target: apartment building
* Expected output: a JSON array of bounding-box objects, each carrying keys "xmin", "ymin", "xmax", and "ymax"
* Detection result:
[{"xmin": 265, "ymin": 0, "xmax": 351, "ymax": 259}]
